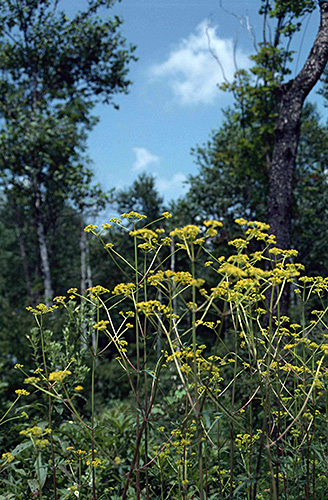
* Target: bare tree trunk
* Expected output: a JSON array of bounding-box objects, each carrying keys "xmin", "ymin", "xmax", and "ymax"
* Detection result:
[
  {"xmin": 268, "ymin": 1, "xmax": 328, "ymax": 250},
  {"xmin": 11, "ymin": 197, "xmax": 34, "ymax": 303},
  {"xmin": 267, "ymin": 1, "xmax": 328, "ymax": 316},
  {"xmin": 86, "ymin": 248, "xmax": 93, "ymax": 291},
  {"xmin": 14, "ymin": 222, "xmax": 34, "ymax": 304},
  {"xmin": 79, "ymin": 216, "xmax": 93, "ymax": 294},
  {"xmin": 34, "ymin": 185, "xmax": 54, "ymax": 305}
]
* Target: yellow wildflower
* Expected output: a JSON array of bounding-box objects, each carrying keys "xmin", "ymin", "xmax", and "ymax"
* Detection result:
[
  {"xmin": 26, "ymin": 303, "xmax": 55, "ymax": 314},
  {"xmin": 36, "ymin": 439, "xmax": 49, "ymax": 448},
  {"xmin": 1, "ymin": 452, "xmax": 14, "ymax": 463},
  {"xmin": 130, "ymin": 228, "xmax": 158, "ymax": 240},
  {"xmin": 24, "ymin": 377, "xmax": 40, "ymax": 385},
  {"xmin": 121, "ymin": 211, "xmax": 147, "ymax": 220},
  {"xmin": 219, "ymin": 263, "xmax": 247, "ymax": 278},
  {"xmin": 228, "ymin": 238, "xmax": 248, "ymax": 249},
  {"xmin": 160, "ymin": 236, "xmax": 172, "ymax": 245},
  {"xmin": 87, "ymin": 285, "xmax": 109, "ymax": 296},
  {"xmin": 15, "ymin": 389, "xmax": 30, "ymax": 397},
  {"xmin": 170, "ymin": 225, "xmax": 201, "ymax": 241},
  {"xmin": 235, "ymin": 218, "xmax": 248, "ymax": 226},
  {"xmin": 84, "ymin": 224, "xmax": 98, "ymax": 233},
  {"xmin": 112, "ymin": 282, "xmax": 136, "ymax": 297},
  {"xmin": 104, "ymin": 243, "xmax": 114, "ymax": 249},
  {"xmin": 87, "ymin": 458, "xmax": 102, "ymax": 467},
  {"xmin": 320, "ymin": 344, "xmax": 328, "ymax": 355},
  {"xmin": 49, "ymin": 370, "xmax": 71, "ymax": 383},
  {"xmin": 93, "ymin": 320, "xmax": 109, "ymax": 330},
  {"xmin": 314, "ymin": 379, "xmax": 323, "ymax": 389},
  {"xmin": 203, "ymin": 219, "xmax": 223, "ymax": 228},
  {"xmin": 20, "ymin": 426, "xmax": 43, "ymax": 437},
  {"xmin": 53, "ymin": 296, "xmax": 66, "ymax": 304},
  {"xmin": 119, "ymin": 310, "xmax": 135, "ymax": 318}
]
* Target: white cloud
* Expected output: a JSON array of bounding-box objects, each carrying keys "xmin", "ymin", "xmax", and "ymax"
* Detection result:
[
  {"xmin": 149, "ymin": 19, "xmax": 250, "ymax": 105},
  {"xmin": 132, "ymin": 147, "xmax": 160, "ymax": 172},
  {"xmin": 156, "ymin": 172, "xmax": 187, "ymax": 193}
]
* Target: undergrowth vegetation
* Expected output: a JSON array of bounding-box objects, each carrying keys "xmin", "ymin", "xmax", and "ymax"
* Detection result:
[{"xmin": 1, "ymin": 212, "xmax": 328, "ymax": 500}]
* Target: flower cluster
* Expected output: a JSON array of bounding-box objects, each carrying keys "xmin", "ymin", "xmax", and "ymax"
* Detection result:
[
  {"xmin": 87, "ymin": 285, "xmax": 109, "ymax": 299},
  {"xmin": 147, "ymin": 269, "xmax": 205, "ymax": 288},
  {"xmin": 129, "ymin": 227, "xmax": 167, "ymax": 251},
  {"xmin": 112, "ymin": 282, "xmax": 136, "ymax": 297},
  {"xmin": 136, "ymin": 300, "xmax": 176, "ymax": 319},
  {"xmin": 93, "ymin": 320, "xmax": 110, "ymax": 331},
  {"xmin": 49, "ymin": 370, "xmax": 71, "ymax": 383},
  {"xmin": 84, "ymin": 224, "xmax": 98, "ymax": 233},
  {"xmin": 26, "ymin": 303, "xmax": 58, "ymax": 315},
  {"xmin": 121, "ymin": 211, "xmax": 147, "ymax": 220}
]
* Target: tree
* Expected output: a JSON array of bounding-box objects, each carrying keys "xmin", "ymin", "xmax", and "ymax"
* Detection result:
[
  {"xmin": 217, "ymin": 0, "xmax": 328, "ymax": 250},
  {"xmin": 267, "ymin": 0, "xmax": 328, "ymax": 250},
  {"xmin": 181, "ymin": 101, "xmax": 328, "ymax": 275},
  {"xmin": 0, "ymin": 0, "xmax": 136, "ymax": 303},
  {"xmin": 115, "ymin": 173, "xmax": 164, "ymax": 222},
  {"xmin": 71, "ymin": 169, "xmax": 112, "ymax": 297}
]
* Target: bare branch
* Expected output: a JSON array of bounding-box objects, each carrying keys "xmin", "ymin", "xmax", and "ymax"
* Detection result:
[{"xmin": 205, "ymin": 23, "xmax": 229, "ymax": 84}]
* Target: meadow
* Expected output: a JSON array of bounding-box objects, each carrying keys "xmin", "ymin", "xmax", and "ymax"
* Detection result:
[{"xmin": 1, "ymin": 212, "xmax": 328, "ymax": 500}]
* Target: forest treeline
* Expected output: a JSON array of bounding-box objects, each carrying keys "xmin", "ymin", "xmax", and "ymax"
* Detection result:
[{"xmin": 1, "ymin": 0, "xmax": 328, "ymax": 411}]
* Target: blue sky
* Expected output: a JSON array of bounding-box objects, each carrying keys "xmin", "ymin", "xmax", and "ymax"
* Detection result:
[{"xmin": 70, "ymin": 0, "xmax": 322, "ymax": 215}]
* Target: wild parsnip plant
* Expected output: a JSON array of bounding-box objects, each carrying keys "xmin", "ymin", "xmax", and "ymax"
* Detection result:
[{"xmin": 2, "ymin": 213, "xmax": 328, "ymax": 499}]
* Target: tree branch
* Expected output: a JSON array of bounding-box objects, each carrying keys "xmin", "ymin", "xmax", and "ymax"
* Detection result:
[{"xmin": 287, "ymin": 1, "xmax": 328, "ymax": 99}]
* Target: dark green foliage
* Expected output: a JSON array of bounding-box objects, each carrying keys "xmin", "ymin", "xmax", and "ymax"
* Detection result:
[
  {"xmin": 0, "ymin": 0, "xmax": 136, "ymax": 405},
  {"xmin": 0, "ymin": 0, "xmax": 136, "ymax": 301},
  {"xmin": 180, "ymin": 102, "xmax": 328, "ymax": 277},
  {"xmin": 293, "ymin": 104, "xmax": 328, "ymax": 274},
  {"xmin": 115, "ymin": 173, "xmax": 164, "ymax": 222}
]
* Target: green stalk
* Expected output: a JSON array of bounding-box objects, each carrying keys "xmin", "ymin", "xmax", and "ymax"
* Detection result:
[
  {"xmin": 229, "ymin": 329, "xmax": 237, "ymax": 500},
  {"xmin": 35, "ymin": 449, "xmax": 43, "ymax": 500},
  {"xmin": 48, "ymin": 395, "xmax": 57, "ymax": 500},
  {"xmin": 190, "ymin": 245, "xmax": 205, "ymax": 500},
  {"xmin": 249, "ymin": 399, "xmax": 253, "ymax": 500},
  {"xmin": 0, "ymin": 396, "xmax": 21, "ymax": 426},
  {"xmin": 217, "ymin": 419, "xmax": 223, "ymax": 498},
  {"xmin": 143, "ymin": 253, "xmax": 149, "ymax": 500},
  {"xmin": 39, "ymin": 317, "xmax": 57, "ymax": 500},
  {"xmin": 91, "ymin": 304, "xmax": 100, "ymax": 500},
  {"xmin": 79, "ymin": 457, "xmax": 82, "ymax": 495},
  {"xmin": 133, "ymin": 225, "xmax": 141, "ymax": 500}
]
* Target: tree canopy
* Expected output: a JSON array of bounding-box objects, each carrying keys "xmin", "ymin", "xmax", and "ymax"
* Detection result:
[{"xmin": 0, "ymin": 0, "xmax": 136, "ymax": 303}]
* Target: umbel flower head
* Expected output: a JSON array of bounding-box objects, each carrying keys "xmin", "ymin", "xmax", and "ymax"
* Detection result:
[{"xmin": 49, "ymin": 370, "xmax": 71, "ymax": 383}]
